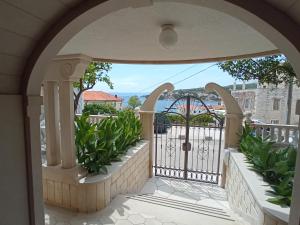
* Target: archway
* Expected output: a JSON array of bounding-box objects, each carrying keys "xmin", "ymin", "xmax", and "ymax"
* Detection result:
[{"xmin": 22, "ymin": 1, "xmax": 300, "ymax": 225}]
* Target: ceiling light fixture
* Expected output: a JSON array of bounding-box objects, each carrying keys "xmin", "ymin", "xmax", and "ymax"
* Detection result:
[{"xmin": 159, "ymin": 24, "xmax": 178, "ymax": 49}]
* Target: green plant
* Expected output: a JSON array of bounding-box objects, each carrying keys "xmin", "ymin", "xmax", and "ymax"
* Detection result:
[
  {"xmin": 75, "ymin": 110, "xmax": 142, "ymax": 175},
  {"xmin": 166, "ymin": 114, "xmax": 214, "ymax": 126},
  {"xmin": 239, "ymin": 124, "xmax": 297, "ymax": 206},
  {"xmin": 74, "ymin": 114, "xmax": 109, "ymax": 174},
  {"xmin": 83, "ymin": 103, "xmax": 117, "ymax": 115}
]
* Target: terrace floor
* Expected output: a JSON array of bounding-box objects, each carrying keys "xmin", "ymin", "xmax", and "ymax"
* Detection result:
[{"xmin": 45, "ymin": 177, "xmax": 247, "ymax": 225}]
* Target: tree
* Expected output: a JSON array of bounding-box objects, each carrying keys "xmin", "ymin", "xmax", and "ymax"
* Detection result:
[
  {"xmin": 127, "ymin": 95, "xmax": 141, "ymax": 109},
  {"xmin": 73, "ymin": 62, "xmax": 113, "ymax": 112},
  {"xmin": 82, "ymin": 103, "xmax": 117, "ymax": 115},
  {"xmin": 218, "ymin": 54, "xmax": 297, "ymax": 124}
]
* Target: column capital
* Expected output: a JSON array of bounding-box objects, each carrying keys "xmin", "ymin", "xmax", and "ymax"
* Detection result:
[{"xmin": 44, "ymin": 54, "xmax": 92, "ymax": 82}]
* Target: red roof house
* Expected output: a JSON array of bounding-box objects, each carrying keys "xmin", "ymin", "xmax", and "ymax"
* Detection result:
[{"xmin": 83, "ymin": 91, "xmax": 123, "ymax": 110}]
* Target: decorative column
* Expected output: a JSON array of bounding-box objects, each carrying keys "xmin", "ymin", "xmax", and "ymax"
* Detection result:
[
  {"xmin": 27, "ymin": 95, "xmax": 45, "ymax": 225},
  {"xmin": 57, "ymin": 55, "xmax": 91, "ymax": 169},
  {"xmin": 289, "ymin": 100, "xmax": 300, "ymax": 225},
  {"xmin": 43, "ymin": 81, "xmax": 61, "ymax": 166},
  {"xmin": 224, "ymin": 113, "xmax": 244, "ymax": 149},
  {"xmin": 59, "ymin": 79, "xmax": 77, "ymax": 168},
  {"xmin": 140, "ymin": 83, "xmax": 174, "ymax": 177},
  {"xmin": 205, "ymin": 82, "xmax": 243, "ymax": 188},
  {"xmin": 139, "ymin": 111, "xmax": 155, "ymax": 177},
  {"xmin": 44, "ymin": 54, "xmax": 91, "ymax": 169}
]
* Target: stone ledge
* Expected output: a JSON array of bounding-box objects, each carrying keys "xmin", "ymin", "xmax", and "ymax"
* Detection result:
[
  {"xmin": 227, "ymin": 149, "xmax": 289, "ymax": 224},
  {"xmin": 42, "ymin": 165, "xmax": 87, "ymax": 184}
]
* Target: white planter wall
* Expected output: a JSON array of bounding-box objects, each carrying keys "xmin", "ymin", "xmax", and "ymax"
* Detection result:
[
  {"xmin": 226, "ymin": 150, "xmax": 289, "ymax": 225},
  {"xmin": 43, "ymin": 141, "xmax": 149, "ymax": 212}
]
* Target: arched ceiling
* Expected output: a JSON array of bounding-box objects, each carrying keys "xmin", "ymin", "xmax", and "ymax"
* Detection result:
[
  {"xmin": 59, "ymin": 1, "xmax": 277, "ymax": 63},
  {"xmin": 0, "ymin": 0, "xmax": 300, "ymax": 93}
]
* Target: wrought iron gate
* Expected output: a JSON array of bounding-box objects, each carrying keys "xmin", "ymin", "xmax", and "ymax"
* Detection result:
[{"xmin": 154, "ymin": 95, "xmax": 224, "ymax": 184}]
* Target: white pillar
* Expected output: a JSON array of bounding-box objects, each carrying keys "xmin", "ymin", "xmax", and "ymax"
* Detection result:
[
  {"xmin": 43, "ymin": 81, "xmax": 61, "ymax": 166},
  {"xmin": 140, "ymin": 111, "xmax": 154, "ymax": 177},
  {"xmin": 242, "ymin": 81, "xmax": 246, "ymax": 90},
  {"xmin": 289, "ymin": 100, "xmax": 300, "ymax": 225},
  {"xmin": 27, "ymin": 95, "xmax": 45, "ymax": 225},
  {"xmin": 59, "ymin": 79, "xmax": 76, "ymax": 169},
  {"xmin": 224, "ymin": 113, "xmax": 244, "ymax": 149}
]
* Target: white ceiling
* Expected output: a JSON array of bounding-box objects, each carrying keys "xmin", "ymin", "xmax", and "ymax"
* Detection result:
[
  {"xmin": 1, "ymin": 0, "xmax": 300, "ymax": 93},
  {"xmin": 59, "ymin": 1, "xmax": 277, "ymax": 63}
]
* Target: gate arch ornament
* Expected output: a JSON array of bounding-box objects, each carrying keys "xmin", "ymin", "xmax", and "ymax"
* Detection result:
[
  {"xmin": 205, "ymin": 82, "xmax": 243, "ymax": 187},
  {"xmin": 205, "ymin": 82, "xmax": 243, "ymax": 149},
  {"xmin": 140, "ymin": 83, "xmax": 174, "ymax": 177}
]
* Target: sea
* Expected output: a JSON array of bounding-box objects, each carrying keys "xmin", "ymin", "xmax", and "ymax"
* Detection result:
[{"xmin": 112, "ymin": 92, "xmax": 219, "ymax": 112}]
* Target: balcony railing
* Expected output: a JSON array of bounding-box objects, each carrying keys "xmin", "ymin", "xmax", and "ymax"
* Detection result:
[
  {"xmin": 75, "ymin": 114, "xmax": 116, "ymax": 124},
  {"xmin": 253, "ymin": 123, "xmax": 299, "ymax": 147},
  {"xmin": 88, "ymin": 115, "xmax": 112, "ymax": 124}
]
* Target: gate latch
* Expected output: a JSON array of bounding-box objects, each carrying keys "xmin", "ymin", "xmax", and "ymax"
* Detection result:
[{"xmin": 182, "ymin": 142, "xmax": 191, "ymax": 151}]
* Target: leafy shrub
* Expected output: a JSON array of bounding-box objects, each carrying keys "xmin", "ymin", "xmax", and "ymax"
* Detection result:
[
  {"xmin": 240, "ymin": 124, "xmax": 297, "ymax": 206},
  {"xmin": 82, "ymin": 103, "xmax": 117, "ymax": 115},
  {"xmin": 166, "ymin": 114, "xmax": 215, "ymax": 126},
  {"xmin": 75, "ymin": 110, "xmax": 142, "ymax": 174}
]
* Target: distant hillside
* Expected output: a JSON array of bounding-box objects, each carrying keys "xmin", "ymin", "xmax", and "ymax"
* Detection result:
[{"xmin": 155, "ymin": 82, "xmax": 258, "ymax": 100}]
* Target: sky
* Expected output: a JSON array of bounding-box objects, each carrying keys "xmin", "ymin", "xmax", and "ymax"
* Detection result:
[{"xmin": 93, "ymin": 62, "xmax": 243, "ymax": 94}]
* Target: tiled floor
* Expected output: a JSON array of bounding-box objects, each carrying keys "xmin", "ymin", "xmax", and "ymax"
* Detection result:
[
  {"xmin": 140, "ymin": 176, "xmax": 229, "ymax": 208},
  {"xmin": 45, "ymin": 177, "xmax": 245, "ymax": 225}
]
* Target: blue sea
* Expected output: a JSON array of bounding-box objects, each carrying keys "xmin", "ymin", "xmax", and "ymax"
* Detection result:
[{"xmin": 111, "ymin": 92, "xmax": 219, "ymax": 112}]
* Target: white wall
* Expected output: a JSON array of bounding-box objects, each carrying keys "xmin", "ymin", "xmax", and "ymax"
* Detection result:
[{"xmin": 0, "ymin": 95, "xmax": 29, "ymax": 225}]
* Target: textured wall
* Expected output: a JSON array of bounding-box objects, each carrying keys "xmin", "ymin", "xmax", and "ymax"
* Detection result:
[{"xmin": 226, "ymin": 152, "xmax": 288, "ymax": 225}]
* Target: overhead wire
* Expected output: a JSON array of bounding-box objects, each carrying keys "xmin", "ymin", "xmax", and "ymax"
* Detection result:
[
  {"xmin": 138, "ymin": 64, "xmax": 198, "ymax": 92},
  {"xmin": 172, "ymin": 63, "xmax": 218, "ymax": 86}
]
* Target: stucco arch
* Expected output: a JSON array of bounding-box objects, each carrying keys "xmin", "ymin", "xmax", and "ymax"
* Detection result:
[
  {"xmin": 205, "ymin": 82, "xmax": 242, "ymax": 115},
  {"xmin": 21, "ymin": 1, "xmax": 300, "ymax": 225},
  {"xmin": 24, "ymin": 0, "xmax": 300, "ymax": 96},
  {"xmin": 205, "ymin": 82, "xmax": 243, "ymax": 149},
  {"xmin": 140, "ymin": 82, "xmax": 174, "ymax": 112},
  {"xmin": 139, "ymin": 83, "xmax": 174, "ymax": 178}
]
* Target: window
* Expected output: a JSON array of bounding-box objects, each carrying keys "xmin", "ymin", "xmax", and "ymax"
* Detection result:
[
  {"xmin": 271, "ymin": 119, "xmax": 279, "ymax": 124},
  {"xmin": 244, "ymin": 98, "xmax": 250, "ymax": 110},
  {"xmin": 273, "ymin": 98, "xmax": 280, "ymax": 111}
]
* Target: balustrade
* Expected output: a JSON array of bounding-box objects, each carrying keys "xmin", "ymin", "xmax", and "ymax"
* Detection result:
[{"xmin": 252, "ymin": 123, "xmax": 299, "ymax": 147}]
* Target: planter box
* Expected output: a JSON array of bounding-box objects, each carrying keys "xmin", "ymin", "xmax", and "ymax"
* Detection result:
[
  {"xmin": 225, "ymin": 149, "xmax": 289, "ymax": 225},
  {"xmin": 42, "ymin": 140, "xmax": 149, "ymax": 212}
]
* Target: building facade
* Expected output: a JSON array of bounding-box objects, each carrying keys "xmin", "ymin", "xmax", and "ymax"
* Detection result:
[
  {"xmin": 82, "ymin": 91, "xmax": 123, "ymax": 111},
  {"xmin": 231, "ymin": 83, "xmax": 300, "ymax": 125}
]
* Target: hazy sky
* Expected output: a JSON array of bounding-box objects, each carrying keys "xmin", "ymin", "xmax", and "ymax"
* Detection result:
[{"xmin": 93, "ymin": 62, "xmax": 240, "ymax": 93}]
